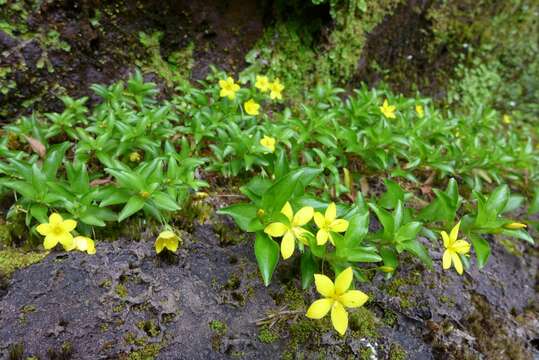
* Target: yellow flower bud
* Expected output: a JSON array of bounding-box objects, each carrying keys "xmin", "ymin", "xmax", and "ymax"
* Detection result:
[{"xmin": 504, "ymin": 222, "xmax": 526, "ymax": 230}]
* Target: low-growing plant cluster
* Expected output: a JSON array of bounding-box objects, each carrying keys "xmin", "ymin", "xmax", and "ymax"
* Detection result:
[{"xmin": 0, "ymin": 69, "xmax": 536, "ymax": 335}]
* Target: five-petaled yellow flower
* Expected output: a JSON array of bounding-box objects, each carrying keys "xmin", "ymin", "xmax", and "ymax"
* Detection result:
[
  {"xmin": 260, "ymin": 135, "xmax": 276, "ymax": 153},
  {"xmin": 269, "ymin": 79, "xmax": 284, "ymax": 100},
  {"xmin": 306, "ymin": 267, "xmax": 369, "ymax": 336},
  {"xmin": 155, "ymin": 230, "xmax": 180, "ymax": 254},
  {"xmin": 36, "ymin": 213, "xmax": 77, "ymax": 251},
  {"xmin": 73, "ymin": 236, "xmax": 96, "ymax": 255},
  {"xmin": 441, "ymin": 222, "xmax": 470, "ymax": 275},
  {"xmin": 255, "ymin": 75, "xmax": 270, "ymax": 92},
  {"xmin": 244, "ymin": 99, "xmax": 260, "ymax": 116},
  {"xmin": 415, "ymin": 104, "xmax": 424, "ymax": 118},
  {"xmin": 503, "ymin": 115, "xmax": 512, "ymax": 124},
  {"xmin": 504, "ymin": 222, "xmax": 526, "ymax": 230},
  {"xmin": 380, "ymin": 99, "xmax": 396, "ymax": 119},
  {"xmin": 314, "ymin": 203, "xmax": 349, "ymax": 245},
  {"xmin": 264, "ymin": 202, "xmax": 314, "ymax": 259},
  {"xmin": 219, "ymin": 76, "xmax": 240, "ymax": 100}
]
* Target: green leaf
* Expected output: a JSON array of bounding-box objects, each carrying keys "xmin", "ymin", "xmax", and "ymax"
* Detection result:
[
  {"xmin": 486, "ymin": 185, "xmax": 510, "ymax": 216},
  {"xmin": 468, "ymin": 233, "xmax": 491, "ymax": 268},
  {"xmin": 254, "ymin": 232, "xmax": 280, "ymax": 286},
  {"xmin": 528, "ymin": 188, "xmax": 539, "ymax": 215},
  {"xmin": 151, "ymin": 191, "xmax": 181, "ymax": 211},
  {"xmin": 30, "ymin": 204, "xmax": 48, "ymax": 224},
  {"xmin": 345, "ymin": 248, "xmax": 382, "ymax": 263},
  {"xmin": 218, "ymin": 203, "xmax": 262, "ymax": 232},
  {"xmin": 261, "ymin": 168, "xmax": 321, "ymax": 212},
  {"xmin": 99, "ymin": 189, "xmax": 131, "ymax": 207},
  {"xmin": 300, "ymin": 249, "xmax": 317, "ymax": 289},
  {"xmin": 118, "ymin": 196, "xmax": 146, "ymax": 222},
  {"xmin": 380, "ymin": 246, "xmax": 398, "ymax": 273},
  {"xmin": 501, "ymin": 229, "xmax": 534, "ymax": 244},
  {"xmin": 379, "ymin": 179, "xmax": 405, "ymax": 209},
  {"xmin": 399, "ymin": 239, "xmax": 432, "ymax": 267},
  {"xmin": 369, "ymin": 203, "xmax": 394, "ymax": 238},
  {"xmin": 395, "ymin": 222, "xmax": 423, "ymax": 243},
  {"xmin": 343, "ymin": 211, "xmax": 370, "ymax": 248}
]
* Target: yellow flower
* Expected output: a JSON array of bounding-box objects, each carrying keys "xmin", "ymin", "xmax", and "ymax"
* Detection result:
[
  {"xmin": 219, "ymin": 76, "xmax": 240, "ymax": 100},
  {"xmin": 264, "ymin": 202, "xmax": 314, "ymax": 259},
  {"xmin": 503, "ymin": 114, "xmax": 512, "ymax": 124},
  {"xmin": 260, "ymin": 135, "xmax": 276, "ymax": 153},
  {"xmin": 269, "ymin": 79, "xmax": 284, "ymax": 100},
  {"xmin": 314, "ymin": 203, "xmax": 349, "ymax": 245},
  {"xmin": 244, "ymin": 99, "xmax": 260, "ymax": 116},
  {"xmin": 36, "ymin": 213, "xmax": 76, "ymax": 251},
  {"xmin": 129, "ymin": 152, "xmax": 141, "ymax": 162},
  {"xmin": 441, "ymin": 222, "xmax": 471, "ymax": 275},
  {"xmin": 504, "ymin": 222, "xmax": 526, "ymax": 230},
  {"xmin": 380, "ymin": 99, "xmax": 396, "ymax": 119},
  {"xmin": 415, "ymin": 104, "xmax": 424, "ymax": 118},
  {"xmin": 306, "ymin": 267, "xmax": 369, "ymax": 336},
  {"xmin": 255, "ymin": 75, "xmax": 270, "ymax": 92},
  {"xmin": 73, "ymin": 236, "xmax": 96, "ymax": 255},
  {"xmin": 155, "ymin": 230, "xmax": 181, "ymax": 254}
]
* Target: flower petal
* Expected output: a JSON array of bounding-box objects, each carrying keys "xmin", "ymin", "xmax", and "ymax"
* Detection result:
[
  {"xmin": 339, "ymin": 290, "xmax": 368, "ymax": 308},
  {"xmin": 316, "ymin": 229, "xmax": 329, "ymax": 245},
  {"xmin": 264, "ymin": 222, "xmax": 288, "ymax": 237},
  {"xmin": 442, "ymin": 250, "xmax": 452, "ymax": 270},
  {"xmin": 330, "ymin": 219, "xmax": 349, "ymax": 233},
  {"xmin": 159, "ymin": 231, "xmax": 176, "ymax": 240},
  {"xmin": 280, "ymin": 231, "xmax": 295, "ymax": 259},
  {"xmin": 155, "ymin": 238, "xmax": 165, "ymax": 254},
  {"xmin": 49, "ymin": 213, "xmax": 63, "ymax": 224},
  {"xmin": 452, "ymin": 240, "xmax": 471, "ymax": 254},
  {"xmin": 59, "ymin": 233, "xmax": 74, "ymax": 251},
  {"xmin": 451, "ymin": 252, "xmax": 464, "ymax": 275},
  {"xmin": 450, "ymin": 221, "xmax": 461, "ymax": 243},
  {"xmin": 441, "ymin": 231, "xmax": 450, "ymax": 248},
  {"xmin": 334, "ymin": 267, "xmax": 353, "ymax": 295},
  {"xmin": 43, "ymin": 235, "xmax": 58, "ymax": 250},
  {"xmin": 325, "ymin": 203, "xmax": 337, "ymax": 222},
  {"xmin": 36, "ymin": 224, "xmax": 51, "ymax": 236},
  {"xmin": 313, "ymin": 212, "xmax": 325, "ymax": 229},
  {"xmin": 293, "ymin": 206, "xmax": 314, "ymax": 226},
  {"xmin": 165, "ymin": 236, "xmax": 179, "ymax": 253},
  {"xmin": 306, "ymin": 299, "xmax": 333, "ymax": 319},
  {"xmin": 331, "ymin": 301, "xmax": 348, "ymax": 336},
  {"xmin": 314, "ymin": 274, "xmax": 335, "ymax": 297},
  {"xmin": 61, "ymin": 219, "xmax": 77, "ymax": 232},
  {"xmin": 281, "ymin": 202, "xmax": 294, "ymax": 223}
]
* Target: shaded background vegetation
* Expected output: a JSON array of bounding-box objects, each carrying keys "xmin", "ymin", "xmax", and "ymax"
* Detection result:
[{"xmin": 1, "ymin": 0, "xmax": 537, "ymax": 122}]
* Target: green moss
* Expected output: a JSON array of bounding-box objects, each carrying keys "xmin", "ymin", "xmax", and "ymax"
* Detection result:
[
  {"xmin": 289, "ymin": 318, "xmax": 319, "ymax": 345},
  {"xmin": 388, "ymin": 342, "xmax": 407, "ymax": 360},
  {"xmin": 281, "ymin": 284, "xmax": 306, "ymax": 311},
  {"xmin": 439, "ymin": 295, "xmax": 456, "ymax": 307},
  {"xmin": 0, "ymin": 224, "xmax": 12, "ymax": 247},
  {"xmin": 382, "ymin": 309, "xmax": 398, "ymax": 327},
  {"xmin": 349, "ymin": 307, "xmax": 380, "ymax": 339},
  {"xmin": 123, "ymin": 336, "xmax": 162, "ymax": 360},
  {"xmin": 0, "ymin": 249, "xmax": 47, "ymax": 277},
  {"xmin": 209, "ymin": 320, "xmax": 227, "ymax": 336},
  {"xmin": 242, "ymin": 0, "xmax": 403, "ymax": 102},
  {"xmin": 99, "ymin": 279, "xmax": 112, "ymax": 288},
  {"xmin": 258, "ymin": 326, "xmax": 279, "ymax": 344},
  {"xmin": 137, "ymin": 320, "xmax": 160, "ymax": 337},
  {"xmin": 384, "ymin": 271, "xmax": 421, "ymax": 309},
  {"xmin": 115, "ymin": 284, "xmax": 129, "ymax": 299},
  {"xmin": 360, "ymin": 347, "xmax": 374, "ymax": 360}
]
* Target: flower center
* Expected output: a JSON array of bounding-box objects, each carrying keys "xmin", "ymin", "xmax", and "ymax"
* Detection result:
[{"xmin": 51, "ymin": 224, "xmax": 64, "ymax": 235}]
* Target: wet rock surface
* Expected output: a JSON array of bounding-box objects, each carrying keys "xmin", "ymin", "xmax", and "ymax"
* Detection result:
[{"xmin": 0, "ymin": 219, "xmax": 537, "ymax": 359}]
